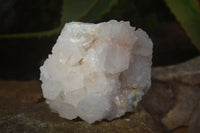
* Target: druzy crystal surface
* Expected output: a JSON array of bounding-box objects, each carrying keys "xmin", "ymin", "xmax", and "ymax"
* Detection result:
[{"xmin": 40, "ymin": 20, "xmax": 153, "ymax": 124}]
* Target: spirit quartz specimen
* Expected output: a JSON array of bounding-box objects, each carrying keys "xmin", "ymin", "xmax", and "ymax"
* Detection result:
[{"xmin": 40, "ymin": 20, "xmax": 153, "ymax": 124}]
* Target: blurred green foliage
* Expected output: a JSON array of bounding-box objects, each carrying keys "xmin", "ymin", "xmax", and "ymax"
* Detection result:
[
  {"xmin": 1, "ymin": 0, "xmax": 199, "ymax": 51},
  {"xmin": 80, "ymin": 0, "xmax": 117, "ymax": 22},
  {"xmin": 164, "ymin": 0, "xmax": 200, "ymax": 51},
  {"xmin": 0, "ymin": 0, "xmax": 118, "ymax": 39}
]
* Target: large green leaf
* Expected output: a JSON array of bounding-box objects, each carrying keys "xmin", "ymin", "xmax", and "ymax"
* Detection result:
[
  {"xmin": 0, "ymin": 0, "xmax": 118, "ymax": 39},
  {"xmin": 164, "ymin": 0, "xmax": 200, "ymax": 50},
  {"xmin": 61, "ymin": 0, "xmax": 97, "ymax": 23},
  {"xmin": 80, "ymin": 0, "xmax": 118, "ymax": 22}
]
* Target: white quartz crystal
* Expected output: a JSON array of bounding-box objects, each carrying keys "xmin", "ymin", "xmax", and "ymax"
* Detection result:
[{"xmin": 40, "ymin": 20, "xmax": 153, "ymax": 124}]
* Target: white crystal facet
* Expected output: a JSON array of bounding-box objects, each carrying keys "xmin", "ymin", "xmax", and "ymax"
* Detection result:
[{"xmin": 40, "ymin": 20, "xmax": 153, "ymax": 124}]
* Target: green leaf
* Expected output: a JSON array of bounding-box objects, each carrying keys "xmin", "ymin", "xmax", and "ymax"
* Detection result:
[
  {"xmin": 164, "ymin": 0, "xmax": 200, "ymax": 51},
  {"xmin": 0, "ymin": 0, "xmax": 117, "ymax": 39},
  {"xmin": 61, "ymin": 0, "xmax": 97, "ymax": 23},
  {"xmin": 80, "ymin": 0, "xmax": 118, "ymax": 22}
]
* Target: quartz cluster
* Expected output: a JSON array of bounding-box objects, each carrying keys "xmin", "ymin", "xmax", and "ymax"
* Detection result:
[{"xmin": 40, "ymin": 20, "xmax": 153, "ymax": 124}]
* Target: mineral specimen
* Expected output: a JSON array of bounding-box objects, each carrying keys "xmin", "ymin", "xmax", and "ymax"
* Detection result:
[{"xmin": 40, "ymin": 20, "xmax": 153, "ymax": 124}]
